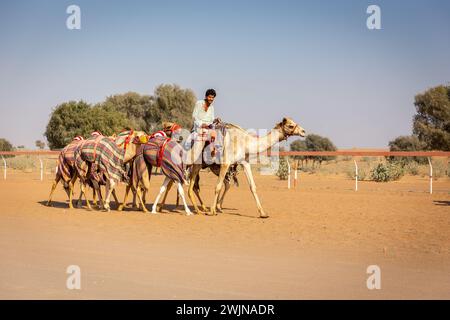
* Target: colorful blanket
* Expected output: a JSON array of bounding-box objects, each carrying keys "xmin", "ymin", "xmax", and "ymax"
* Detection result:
[
  {"xmin": 74, "ymin": 136, "xmax": 127, "ymax": 184},
  {"xmin": 132, "ymin": 137, "xmax": 185, "ymax": 187},
  {"xmin": 57, "ymin": 140, "xmax": 84, "ymax": 183}
]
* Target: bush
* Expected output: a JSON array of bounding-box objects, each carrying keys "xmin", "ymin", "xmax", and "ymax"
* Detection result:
[
  {"xmin": 370, "ymin": 162, "xmax": 404, "ymax": 182},
  {"xmin": 432, "ymin": 159, "xmax": 447, "ymax": 179},
  {"xmin": 346, "ymin": 166, "xmax": 369, "ymax": 181},
  {"xmin": 404, "ymin": 161, "xmax": 420, "ymax": 176},
  {"xmin": 276, "ymin": 157, "xmax": 289, "ymax": 180}
]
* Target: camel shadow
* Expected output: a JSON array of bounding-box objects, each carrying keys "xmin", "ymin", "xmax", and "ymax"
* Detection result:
[
  {"xmin": 433, "ymin": 200, "xmax": 450, "ymax": 207},
  {"xmin": 38, "ymin": 200, "xmax": 112, "ymax": 211},
  {"xmin": 221, "ymin": 210, "xmax": 259, "ymax": 219},
  {"xmin": 38, "ymin": 200, "xmax": 69, "ymax": 209}
]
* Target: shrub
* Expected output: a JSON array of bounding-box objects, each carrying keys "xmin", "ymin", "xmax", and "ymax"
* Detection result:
[
  {"xmin": 276, "ymin": 157, "xmax": 289, "ymax": 180},
  {"xmin": 370, "ymin": 162, "xmax": 404, "ymax": 182},
  {"xmin": 404, "ymin": 161, "xmax": 420, "ymax": 176},
  {"xmin": 346, "ymin": 166, "xmax": 368, "ymax": 181}
]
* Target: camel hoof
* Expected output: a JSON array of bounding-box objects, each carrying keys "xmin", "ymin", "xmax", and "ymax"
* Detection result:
[
  {"xmin": 259, "ymin": 214, "xmax": 269, "ymax": 219},
  {"xmin": 117, "ymin": 205, "xmax": 124, "ymax": 212},
  {"xmin": 185, "ymin": 211, "xmax": 193, "ymax": 216},
  {"xmin": 207, "ymin": 209, "xmax": 216, "ymax": 216},
  {"xmin": 149, "ymin": 211, "xmax": 158, "ymax": 215}
]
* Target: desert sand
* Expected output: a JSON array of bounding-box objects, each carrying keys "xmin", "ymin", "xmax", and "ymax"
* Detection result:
[{"xmin": 0, "ymin": 170, "xmax": 449, "ymax": 299}]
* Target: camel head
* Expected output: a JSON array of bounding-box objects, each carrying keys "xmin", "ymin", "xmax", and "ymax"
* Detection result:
[
  {"xmin": 162, "ymin": 121, "xmax": 183, "ymax": 142},
  {"xmin": 275, "ymin": 117, "xmax": 306, "ymax": 140},
  {"xmin": 114, "ymin": 130, "xmax": 148, "ymax": 163},
  {"xmin": 162, "ymin": 121, "xmax": 182, "ymax": 136}
]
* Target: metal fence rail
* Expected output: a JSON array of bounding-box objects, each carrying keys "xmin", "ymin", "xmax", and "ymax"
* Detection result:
[{"xmin": 1, "ymin": 150, "xmax": 449, "ymax": 194}]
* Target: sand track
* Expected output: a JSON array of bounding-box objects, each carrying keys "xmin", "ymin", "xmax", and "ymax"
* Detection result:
[{"xmin": 0, "ymin": 172, "xmax": 449, "ymax": 299}]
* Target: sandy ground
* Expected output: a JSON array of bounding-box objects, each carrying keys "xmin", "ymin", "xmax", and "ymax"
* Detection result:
[{"xmin": 0, "ymin": 170, "xmax": 449, "ymax": 299}]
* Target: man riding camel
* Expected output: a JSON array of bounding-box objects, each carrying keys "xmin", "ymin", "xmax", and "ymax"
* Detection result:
[{"xmin": 187, "ymin": 88, "xmax": 220, "ymax": 164}]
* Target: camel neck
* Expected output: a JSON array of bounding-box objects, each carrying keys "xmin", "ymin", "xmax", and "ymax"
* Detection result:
[{"xmin": 250, "ymin": 129, "xmax": 282, "ymax": 154}]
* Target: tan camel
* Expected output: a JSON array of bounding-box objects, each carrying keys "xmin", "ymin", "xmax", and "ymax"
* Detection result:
[
  {"xmin": 70, "ymin": 130, "xmax": 148, "ymax": 211},
  {"xmin": 188, "ymin": 117, "xmax": 305, "ymax": 218},
  {"xmin": 117, "ymin": 122, "xmax": 182, "ymax": 212}
]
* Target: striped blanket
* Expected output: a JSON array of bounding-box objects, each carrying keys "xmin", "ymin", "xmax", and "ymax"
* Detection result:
[
  {"xmin": 74, "ymin": 136, "xmax": 127, "ymax": 184},
  {"xmin": 132, "ymin": 137, "xmax": 185, "ymax": 187},
  {"xmin": 57, "ymin": 140, "xmax": 84, "ymax": 183}
]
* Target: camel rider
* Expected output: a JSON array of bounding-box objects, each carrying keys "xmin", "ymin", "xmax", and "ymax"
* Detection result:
[{"xmin": 188, "ymin": 89, "xmax": 218, "ymax": 164}]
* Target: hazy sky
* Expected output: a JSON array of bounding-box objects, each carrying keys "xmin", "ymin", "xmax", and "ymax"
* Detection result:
[{"xmin": 0, "ymin": 0, "xmax": 449, "ymax": 149}]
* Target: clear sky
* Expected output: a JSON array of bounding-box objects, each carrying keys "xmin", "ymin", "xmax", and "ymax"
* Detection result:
[{"xmin": 0, "ymin": 0, "xmax": 449, "ymax": 149}]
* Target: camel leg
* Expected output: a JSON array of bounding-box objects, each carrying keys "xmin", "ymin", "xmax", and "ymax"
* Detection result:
[
  {"xmin": 77, "ymin": 182, "xmax": 92, "ymax": 210},
  {"xmin": 187, "ymin": 164, "xmax": 203, "ymax": 214},
  {"xmin": 76, "ymin": 182, "xmax": 84, "ymax": 208},
  {"xmin": 68, "ymin": 175, "xmax": 78, "ymax": 209},
  {"xmin": 135, "ymin": 186, "xmax": 148, "ymax": 213},
  {"xmin": 193, "ymin": 174, "xmax": 208, "ymax": 211},
  {"xmin": 132, "ymin": 189, "xmax": 138, "ymax": 209},
  {"xmin": 47, "ymin": 174, "xmax": 61, "ymax": 206},
  {"xmin": 216, "ymin": 181, "xmax": 231, "ymax": 212},
  {"xmin": 151, "ymin": 177, "xmax": 171, "ymax": 214},
  {"xmin": 91, "ymin": 180, "xmax": 103, "ymax": 209},
  {"xmin": 92, "ymin": 187, "xmax": 98, "ymax": 207},
  {"xmin": 157, "ymin": 180, "xmax": 173, "ymax": 212},
  {"xmin": 84, "ymin": 183, "xmax": 93, "ymax": 210},
  {"xmin": 210, "ymin": 163, "xmax": 231, "ymax": 216},
  {"xmin": 136, "ymin": 167, "xmax": 151, "ymax": 212},
  {"xmin": 241, "ymin": 161, "xmax": 267, "ymax": 218},
  {"xmin": 176, "ymin": 182, "xmax": 192, "ymax": 215},
  {"xmin": 103, "ymin": 180, "xmax": 115, "ymax": 212},
  {"xmin": 112, "ymin": 189, "xmax": 119, "ymax": 209},
  {"xmin": 118, "ymin": 184, "xmax": 131, "ymax": 211}
]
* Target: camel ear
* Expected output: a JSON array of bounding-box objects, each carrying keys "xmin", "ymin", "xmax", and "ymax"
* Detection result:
[{"xmin": 282, "ymin": 117, "xmax": 288, "ymax": 124}]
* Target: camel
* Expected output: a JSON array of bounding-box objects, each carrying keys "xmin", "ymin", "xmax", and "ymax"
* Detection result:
[
  {"xmin": 118, "ymin": 134, "xmax": 191, "ymax": 215},
  {"xmin": 72, "ymin": 130, "xmax": 148, "ymax": 211},
  {"xmin": 188, "ymin": 117, "xmax": 305, "ymax": 218},
  {"xmin": 117, "ymin": 122, "xmax": 182, "ymax": 211},
  {"xmin": 153, "ymin": 122, "xmax": 240, "ymax": 214},
  {"xmin": 47, "ymin": 136, "xmax": 93, "ymax": 209}
]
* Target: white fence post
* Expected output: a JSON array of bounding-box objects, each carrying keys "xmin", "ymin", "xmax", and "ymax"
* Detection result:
[
  {"xmin": 294, "ymin": 162, "xmax": 298, "ymax": 188},
  {"xmin": 39, "ymin": 157, "xmax": 43, "ymax": 181},
  {"xmin": 428, "ymin": 157, "xmax": 433, "ymax": 194},
  {"xmin": 354, "ymin": 159, "xmax": 358, "ymax": 192},
  {"xmin": 2, "ymin": 155, "xmax": 6, "ymax": 180},
  {"xmin": 287, "ymin": 159, "xmax": 291, "ymax": 189}
]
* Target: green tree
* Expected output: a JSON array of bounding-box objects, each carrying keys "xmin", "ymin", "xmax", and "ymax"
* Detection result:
[
  {"xmin": 290, "ymin": 139, "xmax": 307, "ymax": 167},
  {"xmin": 101, "ymin": 92, "xmax": 151, "ymax": 131},
  {"xmin": 146, "ymin": 84, "xmax": 196, "ymax": 130},
  {"xmin": 44, "ymin": 100, "xmax": 91, "ymax": 149},
  {"xmin": 35, "ymin": 140, "xmax": 46, "ymax": 150},
  {"xmin": 0, "ymin": 138, "xmax": 13, "ymax": 152},
  {"xmin": 44, "ymin": 100, "xmax": 131, "ymax": 149},
  {"xmin": 413, "ymin": 85, "xmax": 450, "ymax": 151},
  {"xmin": 388, "ymin": 135, "xmax": 427, "ymax": 165},
  {"xmin": 304, "ymin": 134, "xmax": 337, "ymax": 167}
]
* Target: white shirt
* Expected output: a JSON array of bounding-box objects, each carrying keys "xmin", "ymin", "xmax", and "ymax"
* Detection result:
[{"xmin": 192, "ymin": 100, "xmax": 215, "ymax": 130}]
